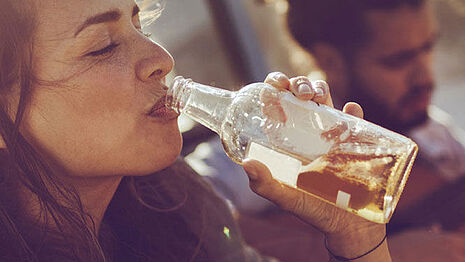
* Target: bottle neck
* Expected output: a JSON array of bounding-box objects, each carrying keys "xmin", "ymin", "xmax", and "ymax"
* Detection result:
[{"xmin": 166, "ymin": 76, "xmax": 234, "ymax": 134}]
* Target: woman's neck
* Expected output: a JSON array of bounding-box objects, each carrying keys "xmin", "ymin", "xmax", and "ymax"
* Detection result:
[{"xmin": 65, "ymin": 175, "xmax": 123, "ymax": 232}]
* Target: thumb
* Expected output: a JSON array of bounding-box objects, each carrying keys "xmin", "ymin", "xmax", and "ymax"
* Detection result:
[
  {"xmin": 242, "ymin": 158, "xmax": 281, "ymax": 198},
  {"xmin": 343, "ymin": 102, "xmax": 364, "ymax": 119}
]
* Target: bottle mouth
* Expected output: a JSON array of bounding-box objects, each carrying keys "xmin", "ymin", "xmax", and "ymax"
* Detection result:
[{"xmin": 165, "ymin": 76, "xmax": 192, "ymax": 114}]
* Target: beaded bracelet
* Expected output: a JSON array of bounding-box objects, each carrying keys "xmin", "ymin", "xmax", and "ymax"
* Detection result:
[{"xmin": 325, "ymin": 233, "xmax": 387, "ymax": 261}]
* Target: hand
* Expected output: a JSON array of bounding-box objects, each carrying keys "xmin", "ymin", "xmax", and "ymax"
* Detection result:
[{"xmin": 242, "ymin": 72, "xmax": 390, "ymax": 261}]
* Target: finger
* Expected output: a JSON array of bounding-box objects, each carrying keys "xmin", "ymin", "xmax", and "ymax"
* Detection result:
[
  {"xmin": 343, "ymin": 102, "xmax": 364, "ymax": 119},
  {"xmin": 264, "ymin": 72, "xmax": 291, "ymax": 91},
  {"xmin": 312, "ymin": 80, "xmax": 334, "ymax": 107},
  {"xmin": 260, "ymin": 89, "xmax": 287, "ymax": 123},
  {"xmin": 289, "ymin": 76, "xmax": 316, "ymax": 100}
]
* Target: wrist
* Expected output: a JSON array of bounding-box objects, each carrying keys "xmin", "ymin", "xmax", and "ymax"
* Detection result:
[{"xmin": 325, "ymin": 224, "xmax": 390, "ymax": 261}]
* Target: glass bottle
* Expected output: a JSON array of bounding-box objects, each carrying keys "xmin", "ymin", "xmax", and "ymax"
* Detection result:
[{"xmin": 166, "ymin": 76, "xmax": 418, "ymax": 224}]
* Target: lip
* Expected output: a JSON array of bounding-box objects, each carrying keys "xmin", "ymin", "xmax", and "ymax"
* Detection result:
[{"xmin": 147, "ymin": 95, "xmax": 179, "ymax": 120}]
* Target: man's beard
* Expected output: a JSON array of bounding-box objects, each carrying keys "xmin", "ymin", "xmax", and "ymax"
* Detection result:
[{"xmin": 344, "ymin": 75, "xmax": 433, "ymax": 134}]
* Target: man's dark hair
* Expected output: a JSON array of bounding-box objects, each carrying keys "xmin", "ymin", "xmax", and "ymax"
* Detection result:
[{"xmin": 287, "ymin": 0, "xmax": 426, "ymax": 56}]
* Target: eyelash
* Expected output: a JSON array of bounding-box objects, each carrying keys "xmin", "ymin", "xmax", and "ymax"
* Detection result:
[
  {"xmin": 86, "ymin": 42, "xmax": 120, "ymax": 57},
  {"xmin": 84, "ymin": 24, "xmax": 148, "ymax": 58}
]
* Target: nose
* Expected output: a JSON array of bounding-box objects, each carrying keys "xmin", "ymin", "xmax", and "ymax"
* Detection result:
[
  {"xmin": 409, "ymin": 52, "xmax": 434, "ymax": 87},
  {"xmin": 135, "ymin": 40, "xmax": 174, "ymax": 82}
]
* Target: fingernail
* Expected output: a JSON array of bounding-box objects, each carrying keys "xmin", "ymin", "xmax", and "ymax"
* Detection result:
[
  {"xmin": 298, "ymin": 83, "xmax": 312, "ymax": 94},
  {"xmin": 313, "ymin": 80, "xmax": 328, "ymax": 97},
  {"xmin": 271, "ymin": 72, "xmax": 286, "ymax": 82},
  {"xmin": 314, "ymin": 87, "xmax": 324, "ymax": 97}
]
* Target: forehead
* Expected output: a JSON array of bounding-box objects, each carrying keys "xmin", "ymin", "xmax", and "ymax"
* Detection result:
[
  {"xmin": 363, "ymin": 3, "xmax": 438, "ymax": 55},
  {"xmin": 34, "ymin": 0, "xmax": 133, "ymax": 36}
]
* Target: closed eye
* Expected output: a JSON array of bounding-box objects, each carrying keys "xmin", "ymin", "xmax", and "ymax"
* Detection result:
[{"xmin": 86, "ymin": 42, "xmax": 120, "ymax": 57}]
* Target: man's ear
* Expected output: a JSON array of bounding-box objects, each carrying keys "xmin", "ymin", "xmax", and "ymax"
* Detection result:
[
  {"xmin": 311, "ymin": 43, "xmax": 347, "ymax": 74},
  {"xmin": 310, "ymin": 43, "xmax": 350, "ymax": 104}
]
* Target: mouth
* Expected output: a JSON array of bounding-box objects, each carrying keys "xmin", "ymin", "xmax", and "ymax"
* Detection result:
[
  {"xmin": 400, "ymin": 84, "xmax": 434, "ymax": 112},
  {"xmin": 146, "ymin": 95, "xmax": 179, "ymax": 120},
  {"xmin": 406, "ymin": 89, "xmax": 432, "ymax": 112}
]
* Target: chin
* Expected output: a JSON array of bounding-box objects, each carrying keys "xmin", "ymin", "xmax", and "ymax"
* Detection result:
[
  {"xmin": 391, "ymin": 110, "xmax": 429, "ymax": 134},
  {"xmin": 156, "ymin": 144, "xmax": 183, "ymax": 171},
  {"xmin": 406, "ymin": 114, "xmax": 429, "ymax": 131},
  {"xmin": 135, "ymin": 137, "xmax": 183, "ymax": 176},
  {"xmin": 130, "ymin": 154, "xmax": 179, "ymax": 176}
]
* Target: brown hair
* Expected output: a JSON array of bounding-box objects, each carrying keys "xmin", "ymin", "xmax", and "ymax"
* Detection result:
[
  {"xmin": 0, "ymin": 0, "xmax": 106, "ymax": 260},
  {"xmin": 287, "ymin": 0, "xmax": 426, "ymax": 58}
]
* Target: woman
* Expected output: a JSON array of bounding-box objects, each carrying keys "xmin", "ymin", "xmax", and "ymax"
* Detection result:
[{"xmin": 0, "ymin": 0, "xmax": 390, "ymax": 261}]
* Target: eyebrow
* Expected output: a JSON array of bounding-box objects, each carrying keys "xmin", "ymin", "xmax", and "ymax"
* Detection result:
[
  {"xmin": 74, "ymin": 5, "xmax": 140, "ymax": 37},
  {"xmin": 379, "ymin": 32, "xmax": 440, "ymax": 63}
]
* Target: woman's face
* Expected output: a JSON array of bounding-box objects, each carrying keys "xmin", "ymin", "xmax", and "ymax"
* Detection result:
[{"xmin": 19, "ymin": 0, "xmax": 180, "ymax": 177}]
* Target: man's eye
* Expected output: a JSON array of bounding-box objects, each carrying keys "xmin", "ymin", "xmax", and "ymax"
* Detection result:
[
  {"xmin": 381, "ymin": 58, "xmax": 410, "ymax": 69},
  {"xmin": 380, "ymin": 54, "xmax": 415, "ymax": 69},
  {"xmin": 86, "ymin": 42, "xmax": 120, "ymax": 57}
]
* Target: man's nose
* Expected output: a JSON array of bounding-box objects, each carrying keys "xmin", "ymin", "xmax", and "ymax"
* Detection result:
[{"xmin": 409, "ymin": 52, "xmax": 434, "ymax": 88}]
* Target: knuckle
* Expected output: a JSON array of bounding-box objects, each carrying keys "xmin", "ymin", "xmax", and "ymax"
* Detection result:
[
  {"xmin": 284, "ymin": 192, "xmax": 307, "ymax": 213},
  {"xmin": 249, "ymin": 183, "xmax": 264, "ymax": 198},
  {"xmin": 293, "ymin": 76, "xmax": 311, "ymax": 85},
  {"xmin": 268, "ymin": 72, "xmax": 286, "ymax": 82},
  {"xmin": 249, "ymin": 180, "xmax": 271, "ymax": 198}
]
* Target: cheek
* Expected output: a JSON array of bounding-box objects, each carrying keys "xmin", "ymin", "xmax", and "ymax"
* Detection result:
[
  {"xmin": 26, "ymin": 91, "xmax": 182, "ymax": 176},
  {"xmin": 24, "ymin": 94, "xmax": 136, "ymax": 176},
  {"xmin": 23, "ymin": 68, "xmax": 179, "ymax": 176},
  {"xmin": 130, "ymin": 120, "xmax": 183, "ymax": 174},
  {"xmin": 354, "ymin": 64, "xmax": 410, "ymax": 108}
]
